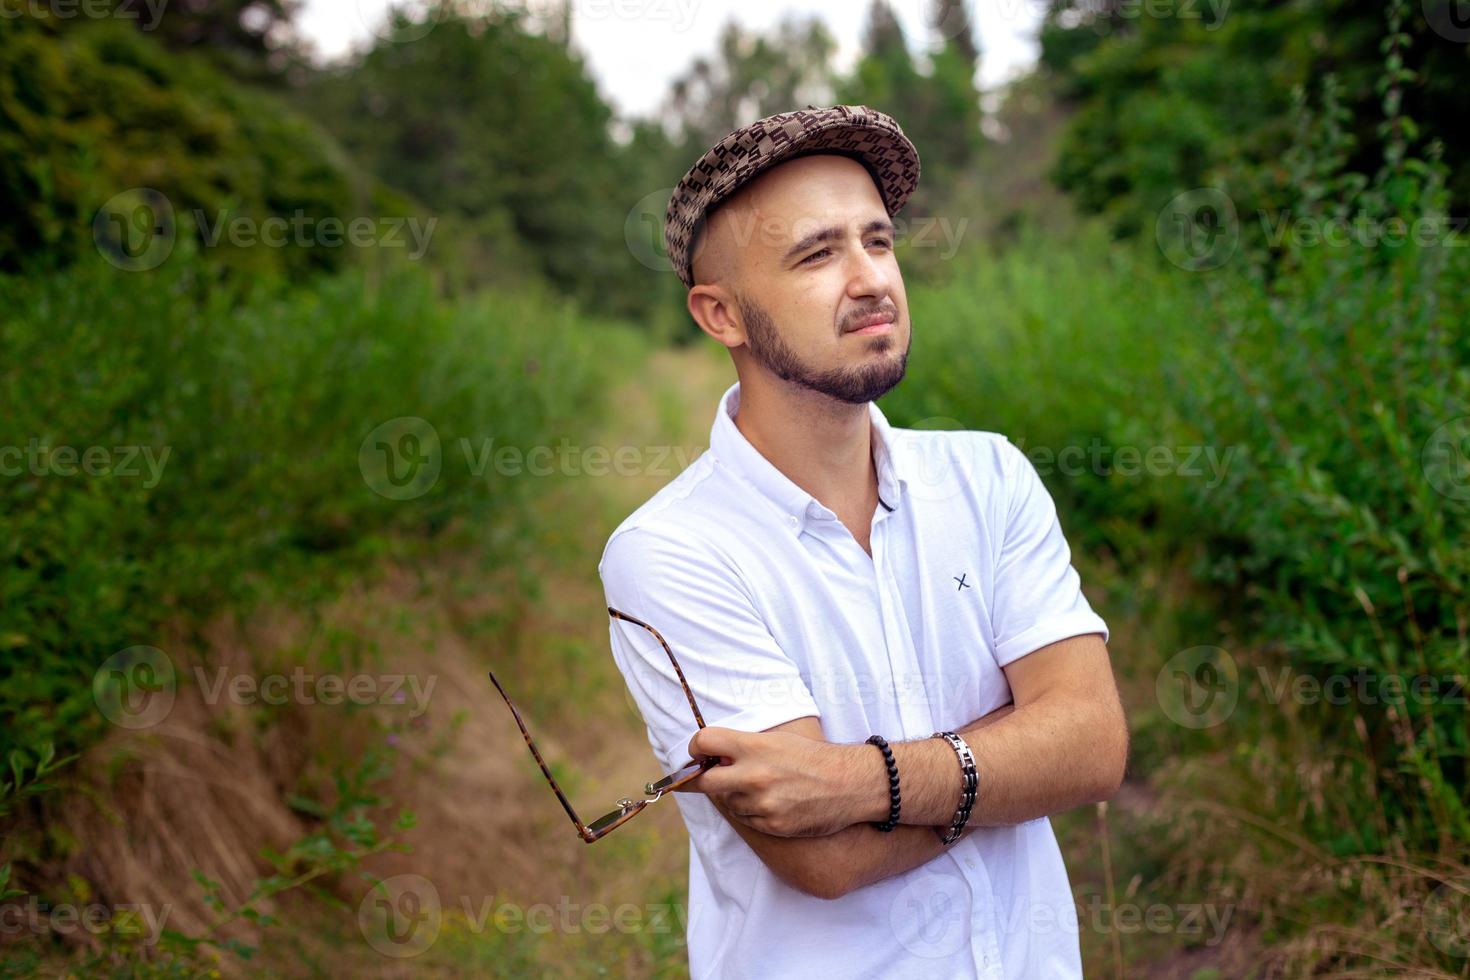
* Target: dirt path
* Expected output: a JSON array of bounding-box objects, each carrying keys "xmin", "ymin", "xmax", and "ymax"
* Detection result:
[
  {"xmin": 351, "ymin": 343, "xmax": 734, "ymax": 974},
  {"xmin": 41, "ymin": 342, "xmax": 735, "ymax": 978}
]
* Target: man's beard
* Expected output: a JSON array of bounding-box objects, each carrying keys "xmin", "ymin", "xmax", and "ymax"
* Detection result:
[{"xmin": 738, "ymin": 294, "xmax": 909, "ymax": 405}]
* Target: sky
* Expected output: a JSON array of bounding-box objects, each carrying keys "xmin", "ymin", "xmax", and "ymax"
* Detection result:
[{"xmin": 295, "ymin": 0, "xmax": 1044, "ymax": 123}]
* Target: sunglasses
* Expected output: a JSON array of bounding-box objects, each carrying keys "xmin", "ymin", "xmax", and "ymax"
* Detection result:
[{"xmin": 487, "ymin": 606, "xmax": 720, "ymax": 843}]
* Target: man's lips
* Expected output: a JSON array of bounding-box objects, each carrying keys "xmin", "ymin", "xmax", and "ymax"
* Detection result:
[{"xmin": 845, "ymin": 311, "xmax": 897, "ymax": 335}]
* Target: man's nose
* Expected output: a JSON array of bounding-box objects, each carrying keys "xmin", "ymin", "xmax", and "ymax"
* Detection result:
[{"xmin": 845, "ymin": 242, "xmax": 894, "ymax": 298}]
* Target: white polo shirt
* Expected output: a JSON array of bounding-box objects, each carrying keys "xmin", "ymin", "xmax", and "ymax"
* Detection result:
[{"xmin": 598, "ymin": 380, "xmax": 1109, "ymax": 980}]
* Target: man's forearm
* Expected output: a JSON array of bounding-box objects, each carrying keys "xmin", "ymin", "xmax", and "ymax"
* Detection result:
[
  {"xmin": 812, "ymin": 816, "xmax": 977, "ymax": 896},
  {"xmin": 852, "ymin": 695, "xmax": 1126, "ymax": 829},
  {"xmin": 809, "ymin": 704, "xmax": 1009, "ymax": 896}
]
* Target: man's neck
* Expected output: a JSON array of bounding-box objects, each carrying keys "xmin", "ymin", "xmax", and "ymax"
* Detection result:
[{"xmin": 733, "ymin": 378, "xmax": 880, "ymax": 525}]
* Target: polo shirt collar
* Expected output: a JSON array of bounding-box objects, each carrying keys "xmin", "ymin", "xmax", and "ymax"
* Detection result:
[{"xmin": 708, "ymin": 381, "xmax": 906, "ymax": 536}]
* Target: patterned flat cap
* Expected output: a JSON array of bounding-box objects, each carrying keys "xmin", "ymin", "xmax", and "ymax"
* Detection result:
[{"xmin": 664, "ymin": 104, "xmax": 921, "ymax": 290}]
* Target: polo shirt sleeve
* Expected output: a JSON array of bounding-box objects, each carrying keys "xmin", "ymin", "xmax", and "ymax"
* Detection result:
[
  {"xmin": 989, "ymin": 436, "xmax": 1110, "ymax": 667},
  {"xmin": 599, "ymin": 527, "xmax": 822, "ymax": 773}
]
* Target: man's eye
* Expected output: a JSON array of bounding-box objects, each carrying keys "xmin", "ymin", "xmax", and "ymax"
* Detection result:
[{"xmin": 802, "ymin": 240, "xmax": 891, "ymax": 265}]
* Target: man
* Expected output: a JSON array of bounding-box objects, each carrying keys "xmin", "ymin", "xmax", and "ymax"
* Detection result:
[{"xmin": 598, "ymin": 105, "xmax": 1128, "ymax": 979}]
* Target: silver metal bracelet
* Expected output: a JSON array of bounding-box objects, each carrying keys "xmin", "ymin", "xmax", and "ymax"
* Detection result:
[{"xmin": 931, "ymin": 731, "xmax": 978, "ymax": 845}]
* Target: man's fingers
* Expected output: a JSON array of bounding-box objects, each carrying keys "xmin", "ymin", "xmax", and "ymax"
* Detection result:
[
  {"xmin": 688, "ymin": 725, "xmax": 742, "ymax": 761},
  {"xmin": 675, "ymin": 761, "xmax": 737, "ymax": 796},
  {"xmin": 673, "ymin": 726, "xmax": 751, "ymax": 794}
]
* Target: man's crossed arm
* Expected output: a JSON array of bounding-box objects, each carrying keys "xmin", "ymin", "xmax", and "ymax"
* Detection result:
[{"xmin": 672, "ymin": 632, "xmax": 1129, "ymax": 901}]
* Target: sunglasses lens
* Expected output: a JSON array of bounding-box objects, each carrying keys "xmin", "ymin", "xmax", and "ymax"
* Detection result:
[
  {"xmin": 588, "ymin": 803, "xmax": 642, "ymax": 837},
  {"xmin": 646, "ymin": 756, "xmax": 716, "ymax": 795}
]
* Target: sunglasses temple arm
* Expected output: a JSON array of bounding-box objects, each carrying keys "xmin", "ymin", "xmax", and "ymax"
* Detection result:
[
  {"xmin": 608, "ymin": 606, "xmax": 706, "ymax": 729},
  {"xmin": 486, "ymin": 669, "xmax": 593, "ymax": 840}
]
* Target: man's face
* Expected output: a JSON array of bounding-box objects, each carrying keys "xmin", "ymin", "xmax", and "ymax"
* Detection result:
[{"xmin": 690, "ymin": 154, "xmax": 911, "ymax": 404}]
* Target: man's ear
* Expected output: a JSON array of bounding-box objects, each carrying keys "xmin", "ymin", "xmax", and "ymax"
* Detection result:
[{"xmin": 688, "ymin": 284, "xmax": 745, "ymax": 349}]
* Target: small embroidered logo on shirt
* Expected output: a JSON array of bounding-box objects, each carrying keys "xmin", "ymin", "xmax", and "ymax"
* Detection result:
[{"xmin": 954, "ymin": 573, "xmax": 970, "ymax": 590}]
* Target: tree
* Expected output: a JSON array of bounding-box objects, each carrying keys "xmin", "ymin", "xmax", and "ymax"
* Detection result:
[
  {"xmin": 836, "ymin": 0, "xmax": 984, "ymax": 211},
  {"xmin": 663, "ymin": 15, "xmax": 840, "ymax": 154},
  {"xmin": 297, "ymin": 8, "xmax": 642, "ymax": 315},
  {"xmin": 114, "ymin": 0, "xmax": 300, "ymax": 82},
  {"xmin": 922, "ymin": 0, "xmax": 984, "ymax": 181},
  {"xmin": 1042, "ymin": 0, "xmax": 1470, "ymax": 240}
]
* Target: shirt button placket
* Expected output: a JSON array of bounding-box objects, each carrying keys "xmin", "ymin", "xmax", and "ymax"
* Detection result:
[
  {"xmin": 965, "ymin": 849, "xmax": 1005, "ymax": 979},
  {"xmin": 869, "ymin": 513, "xmax": 929, "ymax": 737}
]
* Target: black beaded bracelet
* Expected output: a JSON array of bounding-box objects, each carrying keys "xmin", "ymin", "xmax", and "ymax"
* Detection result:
[{"xmin": 865, "ymin": 734, "xmax": 902, "ymax": 832}]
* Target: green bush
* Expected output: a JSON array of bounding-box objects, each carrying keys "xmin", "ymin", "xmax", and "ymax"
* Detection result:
[
  {"xmin": 1042, "ymin": 0, "xmax": 1470, "ymax": 245},
  {"xmin": 882, "ymin": 221, "xmax": 1215, "ymax": 565},
  {"xmin": 886, "ymin": 9, "xmax": 1470, "ymax": 864},
  {"xmin": 0, "ymin": 258, "xmax": 645, "ymax": 764},
  {"xmin": 0, "ymin": 14, "xmax": 404, "ymax": 281},
  {"xmin": 1187, "ymin": 193, "xmax": 1470, "ymax": 857}
]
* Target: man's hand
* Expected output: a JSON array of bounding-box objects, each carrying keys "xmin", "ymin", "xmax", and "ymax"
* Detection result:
[{"xmin": 675, "ymin": 724, "xmax": 877, "ymax": 838}]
